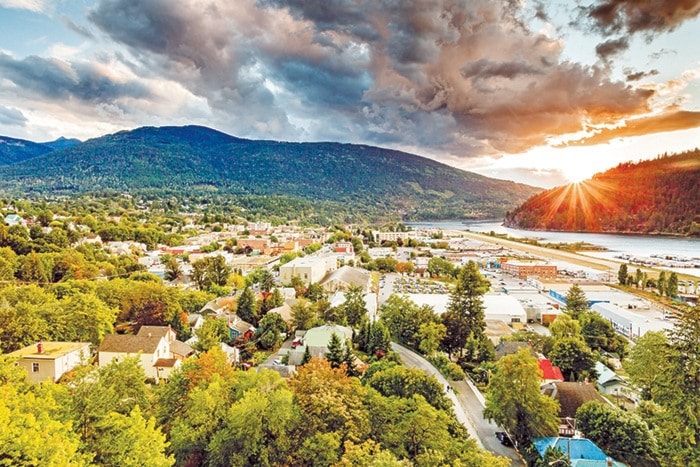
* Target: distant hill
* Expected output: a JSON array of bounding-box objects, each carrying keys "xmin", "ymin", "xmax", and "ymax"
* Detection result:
[
  {"xmin": 0, "ymin": 135, "xmax": 55, "ymax": 165},
  {"xmin": 504, "ymin": 150, "xmax": 700, "ymax": 236},
  {"xmin": 42, "ymin": 137, "xmax": 81, "ymax": 151},
  {"xmin": 0, "ymin": 125, "xmax": 540, "ymax": 222}
]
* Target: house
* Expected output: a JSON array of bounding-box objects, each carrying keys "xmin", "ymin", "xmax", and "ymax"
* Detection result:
[
  {"xmin": 494, "ymin": 341, "xmax": 535, "ymax": 360},
  {"xmin": 268, "ymin": 302, "xmax": 294, "ymax": 326},
  {"xmin": 542, "ymin": 382, "xmax": 611, "ymax": 436},
  {"xmin": 319, "ymin": 266, "xmax": 371, "ymax": 293},
  {"xmin": 287, "ymin": 324, "xmax": 353, "ymax": 365},
  {"xmin": 594, "ymin": 362, "xmax": 628, "ymax": 398},
  {"xmin": 538, "ymin": 358, "xmax": 564, "ymax": 384},
  {"xmin": 4, "ymin": 213, "xmax": 25, "ymax": 226},
  {"xmin": 8, "ymin": 341, "xmax": 90, "ymax": 383},
  {"xmin": 228, "ymin": 315, "xmax": 255, "ymax": 340},
  {"xmin": 533, "ymin": 437, "xmax": 625, "ymax": 466},
  {"xmin": 98, "ymin": 326, "xmax": 194, "ymax": 382}
]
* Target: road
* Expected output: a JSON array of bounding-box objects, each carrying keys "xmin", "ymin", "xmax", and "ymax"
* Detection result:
[{"xmin": 391, "ymin": 343, "xmax": 524, "ymax": 466}]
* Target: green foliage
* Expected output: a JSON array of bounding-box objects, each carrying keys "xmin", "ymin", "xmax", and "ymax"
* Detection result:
[
  {"xmin": 428, "ymin": 353, "xmax": 466, "ymax": 381},
  {"xmin": 549, "ymin": 337, "xmax": 598, "ymax": 381},
  {"xmin": 443, "ymin": 261, "xmax": 489, "ymax": 355},
  {"xmin": 343, "ymin": 284, "xmax": 367, "ymax": 327},
  {"xmin": 194, "ymin": 317, "xmax": 229, "ymax": 352},
  {"xmin": 579, "ymin": 311, "xmax": 628, "ymax": 357},
  {"xmin": 380, "ymin": 294, "xmax": 440, "ymax": 350},
  {"xmin": 364, "ymin": 362, "xmax": 450, "ymax": 411},
  {"xmin": 483, "ymin": 348, "xmax": 560, "ymax": 447},
  {"xmin": 625, "ymin": 331, "xmax": 671, "ymax": 401},
  {"xmin": 564, "ymin": 284, "xmax": 588, "ymax": 319},
  {"xmin": 236, "ymin": 286, "xmax": 258, "ymax": 325},
  {"xmin": 576, "ymin": 401, "xmax": 659, "ymax": 466}
]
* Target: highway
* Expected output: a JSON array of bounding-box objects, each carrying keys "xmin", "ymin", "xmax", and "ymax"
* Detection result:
[{"xmin": 391, "ymin": 343, "xmax": 524, "ymax": 466}]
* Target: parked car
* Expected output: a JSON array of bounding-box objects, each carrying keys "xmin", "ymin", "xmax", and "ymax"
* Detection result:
[
  {"xmin": 291, "ymin": 337, "xmax": 304, "ymax": 349},
  {"xmin": 495, "ymin": 431, "xmax": 513, "ymax": 447}
]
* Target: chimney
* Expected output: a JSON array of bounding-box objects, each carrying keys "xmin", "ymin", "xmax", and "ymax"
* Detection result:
[
  {"xmin": 37, "ymin": 341, "xmax": 43, "ymax": 354},
  {"xmin": 148, "ymin": 333, "xmax": 152, "ymax": 338}
]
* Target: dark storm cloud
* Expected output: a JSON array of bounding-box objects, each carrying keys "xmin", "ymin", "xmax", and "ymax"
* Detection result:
[
  {"xmin": 0, "ymin": 53, "xmax": 150, "ymax": 102},
  {"xmin": 586, "ymin": 0, "xmax": 700, "ymax": 35},
  {"xmin": 625, "ymin": 69, "xmax": 659, "ymax": 81},
  {"xmin": 0, "ymin": 105, "xmax": 27, "ymax": 126},
  {"xmin": 86, "ymin": 0, "xmax": 665, "ymax": 155},
  {"xmin": 595, "ymin": 37, "xmax": 629, "ymax": 60},
  {"xmin": 62, "ymin": 15, "xmax": 95, "ymax": 39}
]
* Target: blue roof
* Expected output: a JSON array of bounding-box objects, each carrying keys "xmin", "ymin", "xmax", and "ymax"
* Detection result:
[{"xmin": 533, "ymin": 437, "xmax": 624, "ymax": 466}]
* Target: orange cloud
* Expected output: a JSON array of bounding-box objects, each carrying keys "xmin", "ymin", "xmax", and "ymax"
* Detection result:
[{"xmin": 556, "ymin": 110, "xmax": 700, "ymax": 147}]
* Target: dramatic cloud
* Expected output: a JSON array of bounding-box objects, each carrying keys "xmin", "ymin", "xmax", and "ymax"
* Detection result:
[
  {"xmin": 557, "ymin": 110, "xmax": 700, "ymax": 146},
  {"xmin": 595, "ymin": 37, "xmax": 629, "ymax": 60},
  {"xmin": 0, "ymin": 53, "xmax": 150, "ymax": 103},
  {"xmin": 83, "ymin": 0, "xmax": 663, "ymax": 155},
  {"xmin": 586, "ymin": 0, "xmax": 700, "ymax": 36},
  {"xmin": 0, "ymin": 105, "xmax": 27, "ymax": 126},
  {"xmin": 625, "ymin": 69, "xmax": 659, "ymax": 81}
]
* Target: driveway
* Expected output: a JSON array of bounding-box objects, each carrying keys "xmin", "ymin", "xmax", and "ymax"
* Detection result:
[{"xmin": 391, "ymin": 343, "xmax": 524, "ymax": 466}]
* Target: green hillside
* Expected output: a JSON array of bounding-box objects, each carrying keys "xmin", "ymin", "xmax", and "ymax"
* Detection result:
[
  {"xmin": 505, "ymin": 150, "xmax": 700, "ymax": 236},
  {"xmin": 0, "ymin": 135, "xmax": 55, "ymax": 165},
  {"xmin": 0, "ymin": 125, "xmax": 540, "ymax": 222}
]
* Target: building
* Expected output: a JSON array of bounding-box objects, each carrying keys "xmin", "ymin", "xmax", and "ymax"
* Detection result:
[
  {"xmin": 541, "ymin": 381, "xmax": 611, "ymax": 436},
  {"xmin": 538, "ymin": 358, "xmax": 564, "ymax": 384},
  {"xmin": 9, "ymin": 341, "xmax": 90, "ymax": 383},
  {"xmin": 590, "ymin": 302, "xmax": 672, "ymax": 339},
  {"xmin": 279, "ymin": 255, "xmax": 337, "ymax": 285},
  {"xmin": 98, "ymin": 326, "xmax": 193, "ymax": 382},
  {"xmin": 533, "ymin": 438, "xmax": 625, "ymax": 466},
  {"xmin": 483, "ymin": 294, "xmax": 528, "ymax": 328},
  {"xmin": 501, "ymin": 261, "xmax": 557, "ymax": 279},
  {"xmin": 319, "ymin": 266, "xmax": 371, "ymax": 293},
  {"xmin": 372, "ymin": 231, "xmax": 416, "ymax": 243},
  {"xmin": 287, "ymin": 324, "xmax": 353, "ymax": 365}
]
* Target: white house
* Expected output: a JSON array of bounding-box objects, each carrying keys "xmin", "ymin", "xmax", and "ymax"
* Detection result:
[
  {"xmin": 279, "ymin": 255, "xmax": 337, "ymax": 285},
  {"xmin": 9, "ymin": 341, "xmax": 90, "ymax": 383},
  {"xmin": 98, "ymin": 326, "xmax": 193, "ymax": 382}
]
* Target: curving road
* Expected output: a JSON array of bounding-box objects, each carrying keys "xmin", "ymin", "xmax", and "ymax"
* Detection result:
[{"xmin": 391, "ymin": 343, "xmax": 524, "ymax": 466}]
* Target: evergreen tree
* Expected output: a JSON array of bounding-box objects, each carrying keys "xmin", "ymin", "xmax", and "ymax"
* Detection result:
[
  {"xmin": 300, "ymin": 345, "xmax": 312, "ymax": 365},
  {"xmin": 618, "ymin": 263, "xmax": 628, "ymax": 285},
  {"xmin": 445, "ymin": 261, "xmax": 489, "ymax": 352},
  {"xmin": 666, "ymin": 272, "xmax": 679, "ymax": 298},
  {"xmin": 657, "ymin": 271, "xmax": 666, "ymax": 296},
  {"xmin": 343, "ymin": 285, "xmax": 366, "ymax": 327},
  {"xmin": 564, "ymin": 284, "xmax": 588, "ymax": 319},
  {"xmin": 326, "ymin": 332, "xmax": 344, "ymax": 368},
  {"xmin": 163, "ymin": 256, "xmax": 182, "ymax": 282},
  {"xmin": 236, "ymin": 286, "xmax": 258, "ymax": 325}
]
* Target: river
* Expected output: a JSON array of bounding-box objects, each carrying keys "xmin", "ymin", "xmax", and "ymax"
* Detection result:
[{"xmin": 407, "ymin": 220, "xmax": 700, "ymax": 278}]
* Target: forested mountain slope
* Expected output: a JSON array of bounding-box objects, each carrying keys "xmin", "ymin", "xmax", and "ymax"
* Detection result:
[
  {"xmin": 504, "ymin": 150, "xmax": 700, "ymax": 236},
  {"xmin": 0, "ymin": 125, "xmax": 540, "ymax": 221}
]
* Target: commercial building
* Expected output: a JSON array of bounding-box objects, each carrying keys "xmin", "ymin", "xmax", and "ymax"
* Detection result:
[
  {"xmin": 502, "ymin": 261, "xmax": 557, "ymax": 279},
  {"xmin": 279, "ymin": 255, "xmax": 337, "ymax": 285}
]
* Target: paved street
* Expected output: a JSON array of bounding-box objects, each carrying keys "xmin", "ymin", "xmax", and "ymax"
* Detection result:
[{"xmin": 391, "ymin": 343, "xmax": 524, "ymax": 466}]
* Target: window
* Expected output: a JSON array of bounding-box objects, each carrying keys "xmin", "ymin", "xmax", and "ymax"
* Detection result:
[{"xmin": 32, "ymin": 362, "xmax": 39, "ymax": 372}]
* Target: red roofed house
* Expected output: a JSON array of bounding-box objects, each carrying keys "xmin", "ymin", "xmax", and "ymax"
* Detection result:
[{"xmin": 538, "ymin": 358, "xmax": 564, "ymax": 384}]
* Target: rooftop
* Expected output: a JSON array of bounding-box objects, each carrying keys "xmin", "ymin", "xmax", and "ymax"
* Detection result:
[{"xmin": 8, "ymin": 342, "xmax": 90, "ymax": 360}]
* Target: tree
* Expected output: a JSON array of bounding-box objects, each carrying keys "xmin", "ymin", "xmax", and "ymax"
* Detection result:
[
  {"xmin": 576, "ymin": 401, "xmax": 659, "ymax": 466},
  {"xmin": 380, "ymin": 294, "xmax": 440, "ymax": 350},
  {"xmin": 563, "ymin": 284, "xmax": 588, "ymax": 319},
  {"xmin": 292, "ymin": 298, "xmax": 318, "ymax": 330},
  {"xmin": 635, "ymin": 268, "xmax": 644, "ymax": 288},
  {"xmin": 326, "ymin": 332, "xmax": 345, "ymax": 368},
  {"xmin": 666, "ymin": 272, "xmax": 678, "ymax": 298},
  {"xmin": 657, "ymin": 271, "xmax": 666, "ymax": 296},
  {"xmin": 364, "ymin": 363, "xmax": 450, "ymax": 411},
  {"xmin": 194, "ymin": 317, "xmax": 229, "ymax": 352},
  {"xmin": 625, "ymin": 331, "xmax": 671, "ymax": 400},
  {"xmin": 305, "ymin": 282, "xmax": 327, "ymax": 302},
  {"xmin": 163, "ymin": 256, "xmax": 182, "ymax": 282},
  {"xmin": 257, "ymin": 312, "xmax": 288, "ymax": 350},
  {"xmin": 236, "ymin": 286, "xmax": 258, "ymax": 325},
  {"xmin": 618, "ymin": 263, "xmax": 628, "ymax": 285},
  {"xmin": 440, "ymin": 310, "xmax": 470, "ymax": 357},
  {"xmin": 549, "ymin": 337, "xmax": 598, "ymax": 381},
  {"xmin": 549, "ymin": 313, "xmax": 582, "ymax": 341},
  {"xmin": 342, "ymin": 284, "xmax": 366, "ymax": 327},
  {"xmin": 483, "ymin": 348, "xmax": 560, "ymax": 447},
  {"xmin": 258, "ymin": 269, "xmax": 275, "ymax": 292},
  {"xmin": 427, "ymin": 257, "xmax": 455, "ymax": 278},
  {"xmin": 300, "ymin": 345, "xmax": 312, "ymax": 365},
  {"xmin": 19, "ymin": 251, "xmax": 48, "ymax": 283},
  {"xmin": 418, "ymin": 321, "xmax": 446, "ymax": 356},
  {"xmin": 92, "ymin": 406, "xmax": 175, "ymax": 467},
  {"xmin": 579, "ymin": 311, "xmax": 628, "ymax": 357},
  {"xmin": 446, "ymin": 261, "xmax": 489, "ymax": 343}
]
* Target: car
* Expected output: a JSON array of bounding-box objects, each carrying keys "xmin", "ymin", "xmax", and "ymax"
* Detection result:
[
  {"xmin": 272, "ymin": 359, "xmax": 282, "ymax": 366},
  {"xmin": 495, "ymin": 431, "xmax": 513, "ymax": 447},
  {"xmin": 291, "ymin": 337, "xmax": 303, "ymax": 349}
]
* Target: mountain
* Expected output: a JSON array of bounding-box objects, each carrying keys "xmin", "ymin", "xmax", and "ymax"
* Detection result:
[
  {"xmin": 0, "ymin": 125, "xmax": 541, "ymax": 221},
  {"xmin": 0, "ymin": 135, "xmax": 55, "ymax": 165},
  {"xmin": 504, "ymin": 150, "xmax": 700, "ymax": 236},
  {"xmin": 42, "ymin": 136, "xmax": 81, "ymax": 151}
]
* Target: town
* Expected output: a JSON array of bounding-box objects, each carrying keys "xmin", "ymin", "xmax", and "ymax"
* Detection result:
[{"xmin": 1, "ymin": 198, "xmax": 698, "ymax": 466}]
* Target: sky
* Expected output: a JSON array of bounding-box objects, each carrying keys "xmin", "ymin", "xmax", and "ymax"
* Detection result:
[{"xmin": 0, "ymin": 0, "xmax": 699, "ymax": 188}]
